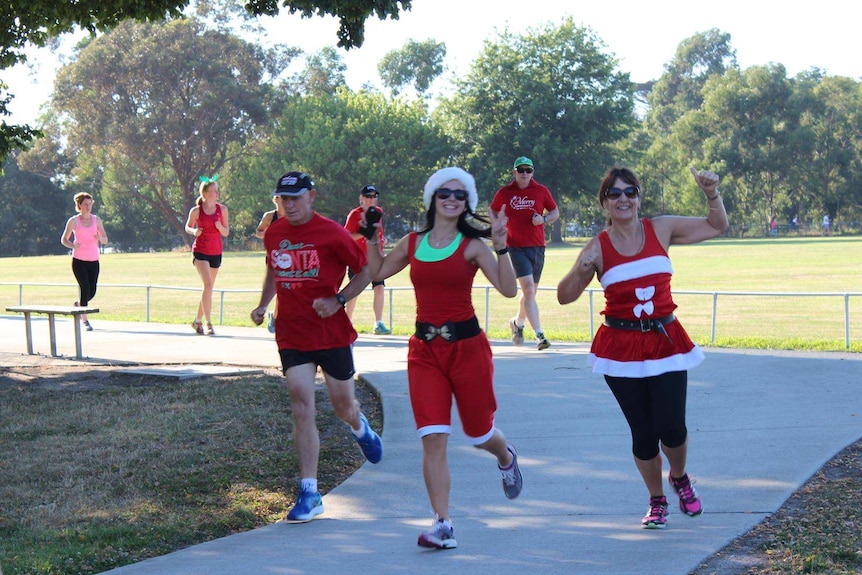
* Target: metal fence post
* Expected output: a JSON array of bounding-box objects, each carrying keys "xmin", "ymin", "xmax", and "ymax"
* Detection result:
[{"xmin": 712, "ymin": 292, "xmax": 718, "ymax": 344}]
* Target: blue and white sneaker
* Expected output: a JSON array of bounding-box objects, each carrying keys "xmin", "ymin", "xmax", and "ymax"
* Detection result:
[
  {"xmin": 499, "ymin": 443, "xmax": 523, "ymax": 499},
  {"xmin": 267, "ymin": 312, "xmax": 275, "ymax": 334},
  {"xmin": 354, "ymin": 412, "xmax": 383, "ymax": 464},
  {"xmin": 286, "ymin": 488, "xmax": 323, "ymax": 522}
]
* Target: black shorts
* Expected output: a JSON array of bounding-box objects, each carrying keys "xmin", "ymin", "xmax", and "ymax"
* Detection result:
[
  {"xmin": 509, "ymin": 246, "xmax": 545, "ymax": 283},
  {"xmin": 192, "ymin": 252, "xmax": 222, "ymax": 268},
  {"xmin": 347, "ymin": 268, "xmax": 384, "ymax": 288},
  {"xmin": 279, "ymin": 346, "xmax": 356, "ymax": 381}
]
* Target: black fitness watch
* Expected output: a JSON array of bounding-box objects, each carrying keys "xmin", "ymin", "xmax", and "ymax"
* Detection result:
[{"xmin": 335, "ymin": 293, "xmax": 347, "ymax": 307}]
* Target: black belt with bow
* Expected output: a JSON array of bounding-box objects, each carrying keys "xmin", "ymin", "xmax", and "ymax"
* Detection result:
[
  {"xmin": 415, "ymin": 316, "xmax": 481, "ymax": 343},
  {"xmin": 603, "ymin": 314, "xmax": 675, "ymax": 344}
]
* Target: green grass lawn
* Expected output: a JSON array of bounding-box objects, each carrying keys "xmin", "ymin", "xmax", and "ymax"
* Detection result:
[{"xmin": 2, "ymin": 236, "xmax": 861, "ymax": 351}]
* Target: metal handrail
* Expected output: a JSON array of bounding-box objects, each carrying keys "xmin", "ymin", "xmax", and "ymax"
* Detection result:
[{"xmin": 2, "ymin": 282, "xmax": 859, "ymax": 350}]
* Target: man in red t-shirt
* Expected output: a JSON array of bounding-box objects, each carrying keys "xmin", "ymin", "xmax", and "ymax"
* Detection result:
[
  {"xmin": 250, "ymin": 171, "xmax": 383, "ymax": 523},
  {"xmin": 344, "ymin": 184, "xmax": 390, "ymax": 335},
  {"xmin": 490, "ymin": 156, "xmax": 560, "ymax": 350}
]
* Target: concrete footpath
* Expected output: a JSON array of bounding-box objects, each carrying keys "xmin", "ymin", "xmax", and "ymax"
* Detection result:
[{"xmin": 1, "ymin": 314, "xmax": 861, "ymax": 575}]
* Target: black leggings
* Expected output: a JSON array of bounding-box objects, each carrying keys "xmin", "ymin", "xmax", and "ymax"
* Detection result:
[
  {"xmin": 605, "ymin": 370, "xmax": 688, "ymax": 461},
  {"xmin": 72, "ymin": 258, "xmax": 100, "ymax": 306}
]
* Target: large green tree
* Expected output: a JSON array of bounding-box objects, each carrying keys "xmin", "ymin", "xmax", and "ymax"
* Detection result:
[
  {"xmin": 0, "ymin": 155, "xmax": 69, "ymax": 256},
  {"xmin": 682, "ymin": 65, "xmax": 798, "ymax": 232},
  {"xmin": 378, "ymin": 39, "xmax": 446, "ymax": 97},
  {"xmin": 1, "ymin": 0, "xmax": 410, "ymax": 165},
  {"xmin": 646, "ymin": 28, "xmax": 737, "ymax": 134},
  {"xmin": 229, "ymin": 88, "xmax": 449, "ymax": 235},
  {"xmin": 637, "ymin": 29, "xmax": 738, "ymax": 221},
  {"xmin": 790, "ymin": 71, "xmax": 862, "ymax": 227},
  {"xmin": 294, "ymin": 46, "xmax": 348, "ymax": 96},
  {"xmin": 436, "ymin": 17, "xmax": 636, "ymax": 237},
  {"xmin": 52, "ymin": 18, "xmax": 274, "ymax": 246}
]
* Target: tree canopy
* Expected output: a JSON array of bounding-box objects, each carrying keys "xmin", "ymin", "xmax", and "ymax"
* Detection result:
[
  {"xmin": 436, "ymin": 17, "xmax": 636, "ymax": 234},
  {"xmin": 0, "ymin": 0, "xmax": 411, "ymax": 166},
  {"xmin": 52, "ymin": 18, "xmax": 272, "ymax": 247},
  {"xmin": 229, "ymin": 88, "xmax": 449, "ymax": 235},
  {"xmin": 378, "ymin": 39, "xmax": 446, "ymax": 97}
]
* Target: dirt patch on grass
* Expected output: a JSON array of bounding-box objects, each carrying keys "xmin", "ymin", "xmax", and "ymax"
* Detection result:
[{"xmin": 0, "ymin": 363, "xmax": 163, "ymax": 391}]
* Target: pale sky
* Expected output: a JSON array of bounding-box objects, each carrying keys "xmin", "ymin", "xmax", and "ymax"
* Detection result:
[{"xmin": 3, "ymin": 0, "xmax": 860, "ymax": 125}]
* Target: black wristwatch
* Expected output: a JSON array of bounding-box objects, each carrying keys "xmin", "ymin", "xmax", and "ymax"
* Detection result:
[{"xmin": 335, "ymin": 293, "xmax": 347, "ymax": 307}]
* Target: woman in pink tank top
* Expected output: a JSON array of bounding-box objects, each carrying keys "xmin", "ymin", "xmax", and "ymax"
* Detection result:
[
  {"xmin": 60, "ymin": 192, "xmax": 108, "ymax": 331},
  {"xmin": 184, "ymin": 175, "xmax": 230, "ymax": 335}
]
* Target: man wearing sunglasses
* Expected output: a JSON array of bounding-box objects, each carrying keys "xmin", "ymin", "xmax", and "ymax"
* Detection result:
[
  {"xmin": 250, "ymin": 171, "xmax": 383, "ymax": 523},
  {"xmin": 490, "ymin": 156, "xmax": 560, "ymax": 350},
  {"xmin": 344, "ymin": 185, "xmax": 391, "ymax": 335}
]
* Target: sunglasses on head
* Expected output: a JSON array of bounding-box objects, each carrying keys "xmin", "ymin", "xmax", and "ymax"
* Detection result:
[
  {"xmin": 605, "ymin": 186, "xmax": 640, "ymax": 199},
  {"xmin": 435, "ymin": 188, "xmax": 468, "ymax": 201},
  {"xmin": 516, "ymin": 166, "xmax": 534, "ymax": 174}
]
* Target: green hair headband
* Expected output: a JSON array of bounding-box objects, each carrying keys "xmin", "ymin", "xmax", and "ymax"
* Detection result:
[{"xmin": 199, "ymin": 174, "xmax": 219, "ymax": 183}]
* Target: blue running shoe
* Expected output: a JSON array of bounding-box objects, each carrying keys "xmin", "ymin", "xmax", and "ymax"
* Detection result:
[
  {"xmin": 373, "ymin": 321, "xmax": 391, "ymax": 335},
  {"xmin": 267, "ymin": 312, "xmax": 275, "ymax": 334},
  {"xmin": 286, "ymin": 488, "xmax": 323, "ymax": 522},
  {"xmin": 354, "ymin": 412, "xmax": 383, "ymax": 464}
]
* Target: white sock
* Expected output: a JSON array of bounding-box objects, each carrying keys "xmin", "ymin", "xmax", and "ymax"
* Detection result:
[
  {"xmin": 300, "ymin": 478, "xmax": 318, "ymax": 493},
  {"xmin": 351, "ymin": 416, "xmax": 367, "ymax": 438}
]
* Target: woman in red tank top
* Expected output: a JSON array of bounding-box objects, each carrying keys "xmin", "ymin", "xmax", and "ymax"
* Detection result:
[
  {"xmin": 364, "ymin": 167, "xmax": 523, "ymax": 550},
  {"xmin": 184, "ymin": 175, "xmax": 230, "ymax": 335},
  {"xmin": 558, "ymin": 166, "xmax": 729, "ymax": 530}
]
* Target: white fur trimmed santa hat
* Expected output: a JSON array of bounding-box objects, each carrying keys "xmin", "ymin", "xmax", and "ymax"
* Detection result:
[{"xmin": 422, "ymin": 167, "xmax": 478, "ymax": 213}]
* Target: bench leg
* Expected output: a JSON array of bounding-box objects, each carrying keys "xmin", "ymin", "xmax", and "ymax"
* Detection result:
[
  {"xmin": 48, "ymin": 314, "xmax": 58, "ymax": 357},
  {"xmin": 73, "ymin": 316, "xmax": 83, "ymax": 359},
  {"xmin": 23, "ymin": 311, "xmax": 34, "ymax": 355}
]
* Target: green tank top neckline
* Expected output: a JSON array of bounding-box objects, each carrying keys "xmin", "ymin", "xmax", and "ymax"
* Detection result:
[{"xmin": 415, "ymin": 231, "xmax": 463, "ymax": 262}]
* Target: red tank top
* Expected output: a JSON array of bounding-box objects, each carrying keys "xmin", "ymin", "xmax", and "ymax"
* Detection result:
[
  {"xmin": 589, "ymin": 218, "xmax": 703, "ymax": 377},
  {"xmin": 408, "ymin": 233, "xmax": 477, "ymax": 324},
  {"xmin": 192, "ymin": 203, "xmax": 223, "ymax": 255}
]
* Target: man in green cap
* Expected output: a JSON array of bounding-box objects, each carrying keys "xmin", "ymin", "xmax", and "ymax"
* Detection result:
[{"xmin": 490, "ymin": 156, "xmax": 560, "ymax": 350}]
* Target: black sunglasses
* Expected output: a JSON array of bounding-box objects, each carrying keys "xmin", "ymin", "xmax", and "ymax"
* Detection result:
[
  {"xmin": 516, "ymin": 166, "xmax": 534, "ymax": 174},
  {"xmin": 362, "ymin": 193, "xmax": 379, "ymax": 198},
  {"xmin": 435, "ymin": 188, "xmax": 468, "ymax": 201},
  {"xmin": 605, "ymin": 186, "xmax": 640, "ymax": 200}
]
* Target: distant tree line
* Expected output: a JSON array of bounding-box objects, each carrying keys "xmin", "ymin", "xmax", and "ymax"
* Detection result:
[{"xmin": 2, "ymin": 11, "xmax": 860, "ymax": 257}]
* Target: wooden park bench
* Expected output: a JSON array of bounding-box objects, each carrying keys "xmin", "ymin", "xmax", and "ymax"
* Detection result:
[{"xmin": 5, "ymin": 305, "xmax": 99, "ymax": 359}]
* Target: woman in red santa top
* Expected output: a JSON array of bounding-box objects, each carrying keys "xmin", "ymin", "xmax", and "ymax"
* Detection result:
[{"xmin": 558, "ymin": 165, "xmax": 728, "ymax": 529}]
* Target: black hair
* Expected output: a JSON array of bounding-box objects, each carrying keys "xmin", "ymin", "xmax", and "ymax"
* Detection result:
[{"xmin": 420, "ymin": 202, "xmax": 492, "ymax": 240}]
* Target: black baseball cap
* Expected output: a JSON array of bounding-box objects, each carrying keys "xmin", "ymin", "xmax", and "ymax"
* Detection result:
[
  {"xmin": 274, "ymin": 172, "xmax": 314, "ymax": 196},
  {"xmin": 360, "ymin": 185, "xmax": 379, "ymax": 197}
]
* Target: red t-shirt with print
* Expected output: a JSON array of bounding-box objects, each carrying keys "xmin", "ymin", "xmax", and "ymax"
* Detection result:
[
  {"xmin": 264, "ymin": 213, "xmax": 367, "ymax": 351},
  {"xmin": 490, "ymin": 179, "xmax": 557, "ymax": 247}
]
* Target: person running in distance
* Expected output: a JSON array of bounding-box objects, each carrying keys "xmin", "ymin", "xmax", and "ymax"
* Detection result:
[
  {"xmin": 255, "ymin": 194, "xmax": 287, "ymax": 333},
  {"xmin": 344, "ymin": 184, "xmax": 391, "ymax": 335},
  {"xmin": 60, "ymin": 192, "xmax": 108, "ymax": 331},
  {"xmin": 363, "ymin": 166, "xmax": 523, "ymax": 550},
  {"xmin": 185, "ymin": 174, "xmax": 229, "ymax": 336},
  {"xmin": 557, "ymin": 166, "xmax": 729, "ymax": 529},
  {"xmin": 490, "ymin": 156, "xmax": 559, "ymax": 350},
  {"xmin": 250, "ymin": 171, "xmax": 383, "ymax": 523}
]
